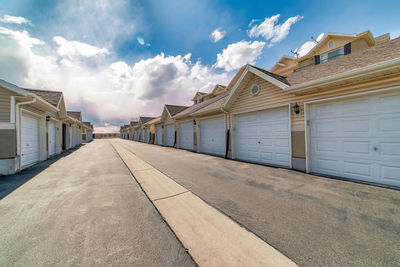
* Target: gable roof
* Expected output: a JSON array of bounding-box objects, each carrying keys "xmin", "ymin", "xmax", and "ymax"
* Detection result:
[
  {"xmin": 286, "ymin": 36, "xmax": 400, "ymax": 87},
  {"xmin": 67, "ymin": 111, "xmax": 82, "ymax": 121},
  {"xmin": 144, "ymin": 116, "xmax": 161, "ymax": 126},
  {"xmin": 139, "ymin": 116, "xmax": 155, "ymax": 124},
  {"xmin": 190, "ymin": 94, "xmax": 229, "ymax": 116},
  {"xmin": 24, "ymin": 88, "xmax": 63, "ymax": 108},
  {"xmin": 165, "ymin": 105, "xmax": 188, "ymax": 116}
]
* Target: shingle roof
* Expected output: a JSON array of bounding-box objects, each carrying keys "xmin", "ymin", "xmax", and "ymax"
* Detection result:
[
  {"xmin": 165, "ymin": 105, "xmax": 189, "ymax": 116},
  {"xmin": 139, "ymin": 116, "xmax": 156, "ymax": 124},
  {"xmin": 250, "ymin": 65, "xmax": 290, "ymax": 85},
  {"xmin": 67, "ymin": 111, "xmax": 82, "ymax": 121},
  {"xmin": 286, "ymin": 37, "xmax": 400, "ymax": 86},
  {"xmin": 173, "ymin": 93, "xmax": 227, "ymax": 119},
  {"xmin": 24, "ymin": 88, "xmax": 62, "ymax": 108},
  {"xmin": 130, "ymin": 121, "xmax": 138, "ymax": 127},
  {"xmin": 144, "ymin": 116, "xmax": 161, "ymax": 125},
  {"xmin": 191, "ymin": 94, "xmax": 229, "ymax": 115}
]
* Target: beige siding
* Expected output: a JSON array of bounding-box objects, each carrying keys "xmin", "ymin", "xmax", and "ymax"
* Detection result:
[
  {"xmin": 164, "ymin": 114, "xmax": 175, "ymax": 125},
  {"xmin": 22, "ymin": 104, "xmax": 46, "ymax": 117},
  {"xmin": 351, "ymin": 39, "xmax": 370, "ymax": 53},
  {"xmin": 229, "ymin": 73, "xmax": 400, "ymax": 131},
  {"xmin": 0, "ymin": 87, "xmax": 15, "ymax": 122}
]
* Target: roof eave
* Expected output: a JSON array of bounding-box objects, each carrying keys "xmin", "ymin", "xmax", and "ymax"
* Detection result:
[
  {"xmin": 0, "ymin": 79, "xmax": 29, "ymax": 96},
  {"xmin": 285, "ymin": 57, "xmax": 400, "ymax": 93},
  {"xmin": 29, "ymin": 93, "xmax": 60, "ymax": 112}
]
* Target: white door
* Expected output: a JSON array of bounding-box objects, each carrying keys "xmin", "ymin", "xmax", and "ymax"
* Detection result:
[
  {"xmin": 179, "ymin": 121, "xmax": 194, "ymax": 150},
  {"xmin": 200, "ymin": 116, "xmax": 225, "ymax": 156},
  {"xmin": 21, "ymin": 114, "xmax": 40, "ymax": 167},
  {"xmin": 69, "ymin": 126, "xmax": 72, "ymax": 148},
  {"xmin": 309, "ymin": 91, "xmax": 400, "ymax": 187},
  {"xmin": 165, "ymin": 124, "xmax": 175, "ymax": 147},
  {"xmin": 156, "ymin": 125, "xmax": 163, "ymax": 145},
  {"xmin": 147, "ymin": 128, "xmax": 151, "ymax": 143},
  {"xmin": 48, "ymin": 121, "xmax": 56, "ymax": 156},
  {"xmin": 235, "ymin": 107, "xmax": 290, "ymax": 167}
]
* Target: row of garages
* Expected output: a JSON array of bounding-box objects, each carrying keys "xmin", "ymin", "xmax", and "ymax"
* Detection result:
[
  {"xmin": 121, "ymin": 37, "xmax": 400, "ymax": 188},
  {"xmin": 0, "ymin": 80, "xmax": 93, "ymax": 175}
]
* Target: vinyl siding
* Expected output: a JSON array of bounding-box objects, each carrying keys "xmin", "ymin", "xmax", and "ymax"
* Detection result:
[
  {"xmin": 0, "ymin": 87, "xmax": 15, "ymax": 122},
  {"xmin": 229, "ymin": 73, "xmax": 400, "ymax": 131}
]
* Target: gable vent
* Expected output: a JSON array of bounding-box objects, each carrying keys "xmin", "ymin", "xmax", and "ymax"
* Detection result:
[{"xmin": 250, "ymin": 84, "xmax": 260, "ymax": 96}]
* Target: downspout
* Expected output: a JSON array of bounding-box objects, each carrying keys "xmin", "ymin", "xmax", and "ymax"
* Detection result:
[
  {"xmin": 221, "ymin": 107, "xmax": 230, "ymax": 159},
  {"xmin": 15, "ymin": 96, "xmax": 36, "ymax": 170}
]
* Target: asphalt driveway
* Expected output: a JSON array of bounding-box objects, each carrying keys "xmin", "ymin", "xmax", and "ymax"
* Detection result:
[
  {"xmin": 0, "ymin": 140, "xmax": 194, "ymax": 266},
  {"xmin": 116, "ymin": 139, "xmax": 400, "ymax": 267}
]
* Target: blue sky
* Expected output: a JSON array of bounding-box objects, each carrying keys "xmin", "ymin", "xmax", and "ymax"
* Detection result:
[{"xmin": 0, "ymin": 0, "xmax": 399, "ymax": 132}]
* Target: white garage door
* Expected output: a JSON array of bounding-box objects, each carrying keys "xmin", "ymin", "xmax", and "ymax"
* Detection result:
[
  {"xmin": 48, "ymin": 121, "xmax": 56, "ymax": 156},
  {"xmin": 69, "ymin": 126, "xmax": 72, "ymax": 148},
  {"xmin": 140, "ymin": 129, "xmax": 144, "ymax": 142},
  {"xmin": 155, "ymin": 125, "xmax": 163, "ymax": 145},
  {"xmin": 310, "ymin": 91, "xmax": 400, "ymax": 187},
  {"xmin": 21, "ymin": 114, "xmax": 40, "ymax": 167},
  {"xmin": 165, "ymin": 124, "xmax": 175, "ymax": 147},
  {"xmin": 179, "ymin": 121, "xmax": 194, "ymax": 150},
  {"xmin": 146, "ymin": 128, "xmax": 151, "ymax": 143},
  {"xmin": 200, "ymin": 116, "xmax": 225, "ymax": 156},
  {"xmin": 235, "ymin": 107, "xmax": 290, "ymax": 167}
]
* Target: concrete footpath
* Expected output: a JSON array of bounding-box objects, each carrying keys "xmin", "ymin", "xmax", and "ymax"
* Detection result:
[
  {"xmin": 112, "ymin": 141, "xmax": 296, "ymax": 267},
  {"xmin": 0, "ymin": 140, "xmax": 194, "ymax": 266}
]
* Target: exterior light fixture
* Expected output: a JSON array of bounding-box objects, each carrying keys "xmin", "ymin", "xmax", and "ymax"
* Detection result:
[
  {"xmin": 293, "ymin": 103, "xmax": 300, "ymax": 115},
  {"xmin": 193, "ymin": 119, "xmax": 196, "ymax": 125},
  {"xmin": 46, "ymin": 115, "xmax": 50, "ymax": 122}
]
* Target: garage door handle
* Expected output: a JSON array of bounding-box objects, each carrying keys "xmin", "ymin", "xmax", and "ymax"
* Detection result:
[
  {"xmin": 373, "ymin": 147, "xmax": 378, "ymax": 151},
  {"xmin": 257, "ymin": 141, "xmax": 261, "ymax": 144}
]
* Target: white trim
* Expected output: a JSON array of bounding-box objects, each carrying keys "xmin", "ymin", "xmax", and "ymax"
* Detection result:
[
  {"xmin": 10, "ymin": 96, "xmax": 15, "ymax": 123},
  {"xmin": 286, "ymin": 58, "xmax": 400, "ymax": 92},
  {"xmin": 303, "ymin": 85, "xmax": 400, "ymax": 173},
  {"xmin": 288, "ymin": 104, "xmax": 292, "ymax": 169},
  {"xmin": 21, "ymin": 108, "xmax": 45, "ymax": 119},
  {"xmin": 0, "ymin": 79, "xmax": 28, "ymax": 96},
  {"xmin": 0, "ymin": 122, "xmax": 15, "ymax": 129},
  {"xmin": 223, "ymin": 65, "xmax": 289, "ymax": 108},
  {"xmin": 231, "ymin": 103, "xmax": 291, "ymax": 116}
]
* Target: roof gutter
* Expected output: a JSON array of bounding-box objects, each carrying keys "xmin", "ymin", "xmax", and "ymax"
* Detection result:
[{"xmin": 286, "ymin": 57, "xmax": 400, "ymax": 93}]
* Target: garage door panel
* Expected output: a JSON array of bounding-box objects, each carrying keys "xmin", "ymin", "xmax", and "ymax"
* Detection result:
[
  {"xmin": 310, "ymin": 90, "xmax": 400, "ymax": 187},
  {"xmin": 179, "ymin": 122, "xmax": 194, "ymax": 150},
  {"xmin": 200, "ymin": 117, "xmax": 225, "ymax": 156},
  {"xmin": 21, "ymin": 114, "xmax": 40, "ymax": 167},
  {"xmin": 274, "ymin": 138, "xmax": 289, "ymax": 148},
  {"xmin": 166, "ymin": 124, "xmax": 175, "ymax": 147}
]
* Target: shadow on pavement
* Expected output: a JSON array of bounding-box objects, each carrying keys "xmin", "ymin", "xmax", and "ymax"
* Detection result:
[{"xmin": 0, "ymin": 145, "xmax": 84, "ymax": 200}]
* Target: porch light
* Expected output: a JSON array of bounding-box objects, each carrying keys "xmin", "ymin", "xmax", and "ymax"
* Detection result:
[
  {"xmin": 46, "ymin": 115, "xmax": 50, "ymax": 122},
  {"xmin": 293, "ymin": 103, "xmax": 300, "ymax": 115},
  {"xmin": 193, "ymin": 119, "xmax": 196, "ymax": 125}
]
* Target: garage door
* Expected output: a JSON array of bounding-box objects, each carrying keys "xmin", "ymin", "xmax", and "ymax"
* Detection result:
[
  {"xmin": 21, "ymin": 114, "xmax": 40, "ymax": 167},
  {"xmin": 48, "ymin": 121, "xmax": 56, "ymax": 156},
  {"xmin": 155, "ymin": 125, "xmax": 163, "ymax": 145},
  {"xmin": 165, "ymin": 124, "xmax": 175, "ymax": 147},
  {"xmin": 310, "ymin": 91, "xmax": 400, "ymax": 187},
  {"xmin": 179, "ymin": 121, "xmax": 194, "ymax": 150},
  {"xmin": 69, "ymin": 126, "xmax": 72, "ymax": 148},
  {"xmin": 146, "ymin": 128, "xmax": 151, "ymax": 143},
  {"xmin": 200, "ymin": 116, "xmax": 225, "ymax": 156},
  {"xmin": 235, "ymin": 107, "xmax": 290, "ymax": 167},
  {"xmin": 140, "ymin": 129, "xmax": 144, "ymax": 142}
]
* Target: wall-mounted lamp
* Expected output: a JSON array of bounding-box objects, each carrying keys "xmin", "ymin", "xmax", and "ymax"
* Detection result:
[
  {"xmin": 193, "ymin": 119, "xmax": 196, "ymax": 126},
  {"xmin": 161, "ymin": 125, "xmax": 164, "ymax": 128},
  {"xmin": 293, "ymin": 103, "xmax": 300, "ymax": 115},
  {"xmin": 46, "ymin": 115, "xmax": 50, "ymax": 122}
]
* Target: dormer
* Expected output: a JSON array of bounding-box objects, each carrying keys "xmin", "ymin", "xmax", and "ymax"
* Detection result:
[
  {"xmin": 191, "ymin": 91, "xmax": 208, "ymax": 104},
  {"xmin": 210, "ymin": 84, "xmax": 227, "ymax": 96},
  {"xmin": 270, "ymin": 56, "xmax": 298, "ymax": 75}
]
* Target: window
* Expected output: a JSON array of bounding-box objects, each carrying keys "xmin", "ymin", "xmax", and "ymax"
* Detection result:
[
  {"xmin": 250, "ymin": 84, "xmax": 260, "ymax": 96},
  {"xmin": 320, "ymin": 47, "xmax": 344, "ymax": 63},
  {"xmin": 328, "ymin": 40, "xmax": 335, "ymax": 49}
]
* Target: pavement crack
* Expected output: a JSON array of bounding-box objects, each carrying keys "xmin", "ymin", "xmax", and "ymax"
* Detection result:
[{"xmin": 153, "ymin": 190, "xmax": 189, "ymax": 202}]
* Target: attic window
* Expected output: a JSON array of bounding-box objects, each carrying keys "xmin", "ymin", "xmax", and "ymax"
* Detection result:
[
  {"xmin": 250, "ymin": 84, "xmax": 260, "ymax": 96},
  {"xmin": 328, "ymin": 40, "xmax": 335, "ymax": 49}
]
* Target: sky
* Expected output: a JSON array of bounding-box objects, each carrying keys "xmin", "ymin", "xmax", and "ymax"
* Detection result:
[{"xmin": 0, "ymin": 0, "xmax": 399, "ymax": 132}]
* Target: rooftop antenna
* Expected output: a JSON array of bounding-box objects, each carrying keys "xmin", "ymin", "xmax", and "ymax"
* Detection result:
[
  {"xmin": 310, "ymin": 36, "xmax": 319, "ymax": 43},
  {"xmin": 290, "ymin": 49, "xmax": 300, "ymax": 58}
]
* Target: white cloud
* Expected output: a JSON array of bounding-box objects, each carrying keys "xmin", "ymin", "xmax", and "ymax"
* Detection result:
[
  {"xmin": 214, "ymin": 40, "xmax": 265, "ymax": 71},
  {"xmin": 0, "ymin": 26, "xmax": 231, "ymax": 132},
  {"xmin": 248, "ymin": 14, "xmax": 303, "ymax": 47},
  {"xmin": 53, "ymin": 36, "xmax": 109, "ymax": 58},
  {"xmin": 294, "ymin": 33, "xmax": 324, "ymax": 57},
  {"xmin": 210, "ymin": 28, "xmax": 226, "ymax": 43},
  {"xmin": 0, "ymin": 14, "xmax": 31, "ymax": 25}
]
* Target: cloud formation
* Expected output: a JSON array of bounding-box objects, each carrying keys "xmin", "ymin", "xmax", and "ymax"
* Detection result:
[
  {"xmin": 0, "ymin": 25, "xmax": 231, "ymax": 133},
  {"xmin": 248, "ymin": 14, "xmax": 303, "ymax": 47},
  {"xmin": 214, "ymin": 40, "xmax": 265, "ymax": 71},
  {"xmin": 210, "ymin": 28, "xmax": 226, "ymax": 43},
  {"xmin": 0, "ymin": 14, "xmax": 31, "ymax": 25},
  {"xmin": 53, "ymin": 36, "xmax": 110, "ymax": 58}
]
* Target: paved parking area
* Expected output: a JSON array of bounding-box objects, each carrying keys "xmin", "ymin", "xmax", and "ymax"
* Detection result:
[
  {"xmin": 116, "ymin": 139, "xmax": 400, "ymax": 267},
  {"xmin": 0, "ymin": 140, "xmax": 194, "ymax": 266}
]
